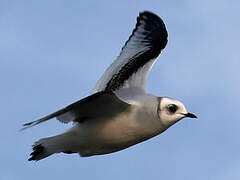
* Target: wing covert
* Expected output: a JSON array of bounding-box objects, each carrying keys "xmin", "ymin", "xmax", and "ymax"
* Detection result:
[{"xmin": 22, "ymin": 91, "xmax": 130, "ymax": 130}]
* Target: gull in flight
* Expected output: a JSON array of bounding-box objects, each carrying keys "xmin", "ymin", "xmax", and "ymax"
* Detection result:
[{"xmin": 23, "ymin": 11, "xmax": 197, "ymax": 161}]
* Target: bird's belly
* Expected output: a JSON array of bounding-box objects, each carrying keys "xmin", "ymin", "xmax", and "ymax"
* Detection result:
[{"xmin": 74, "ymin": 111, "xmax": 160, "ymax": 157}]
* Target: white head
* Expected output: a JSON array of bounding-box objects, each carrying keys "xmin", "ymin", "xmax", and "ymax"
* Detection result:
[{"xmin": 158, "ymin": 97, "xmax": 197, "ymax": 128}]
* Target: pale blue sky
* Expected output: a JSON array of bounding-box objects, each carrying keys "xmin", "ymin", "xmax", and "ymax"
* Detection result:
[{"xmin": 1, "ymin": 1, "xmax": 240, "ymax": 180}]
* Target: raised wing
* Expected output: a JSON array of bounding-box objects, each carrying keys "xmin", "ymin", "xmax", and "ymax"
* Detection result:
[
  {"xmin": 93, "ymin": 11, "xmax": 168, "ymax": 93},
  {"xmin": 21, "ymin": 91, "xmax": 130, "ymax": 130}
]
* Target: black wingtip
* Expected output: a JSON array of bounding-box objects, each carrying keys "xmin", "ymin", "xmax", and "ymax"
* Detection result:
[
  {"xmin": 28, "ymin": 144, "xmax": 44, "ymax": 161},
  {"xmin": 20, "ymin": 122, "xmax": 36, "ymax": 131},
  {"xmin": 139, "ymin": 11, "xmax": 160, "ymax": 18},
  {"xmin": 139, "ymin": 10, "xmax": 168, "ymax": 49},
  {"xmin": 21, "ymin": 120, "xmax": 39, "ymax": 131}
]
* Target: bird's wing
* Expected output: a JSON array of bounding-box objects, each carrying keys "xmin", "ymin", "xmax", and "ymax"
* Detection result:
[
  {"xmin": 93, "ymin": 11, "xmax": 168, "ymax": 93},
  {"xmin": 21, "ymin": 91, "xmax": 130, "ymax": 130}
]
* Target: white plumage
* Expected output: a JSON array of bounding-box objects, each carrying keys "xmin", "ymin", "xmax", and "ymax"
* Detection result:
[{"xmin": 23, "ymin": 11, "xmax": 196, "ymax": 161}]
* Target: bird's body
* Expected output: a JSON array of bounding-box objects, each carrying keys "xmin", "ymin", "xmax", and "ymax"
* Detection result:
[
  {"xmin": 23, "ymin": 11, "xmax": 196, "ymax": 161},
  {"xmin": 32, "ymin": 90, "xmax": 166, "ymax": 159}
]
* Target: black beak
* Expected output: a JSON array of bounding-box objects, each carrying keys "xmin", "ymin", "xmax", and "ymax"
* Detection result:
[{"xmin": 184, "ymin": 112, "xmax": 197, "ymax": 118}]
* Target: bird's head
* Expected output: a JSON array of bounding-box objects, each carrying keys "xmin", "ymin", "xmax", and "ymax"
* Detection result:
[{"xmin": 158, "ymin": 97, "xmax": 197, "ymax": 127}]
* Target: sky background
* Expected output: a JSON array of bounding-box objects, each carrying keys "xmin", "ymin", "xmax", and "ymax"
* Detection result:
[{"xmin": 1, "ymin": 0, "xmax": 240, "ymax": 180}]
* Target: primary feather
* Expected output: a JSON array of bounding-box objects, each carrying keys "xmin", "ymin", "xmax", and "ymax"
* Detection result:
[{"xmin": 93, "ymin": 11, "xmax": 168, "ymax": 93}]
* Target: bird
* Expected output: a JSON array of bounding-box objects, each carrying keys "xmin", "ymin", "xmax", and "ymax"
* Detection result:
[{"xmin": 22, "ymin": 11, "xmax": 197, "ymax": 161}]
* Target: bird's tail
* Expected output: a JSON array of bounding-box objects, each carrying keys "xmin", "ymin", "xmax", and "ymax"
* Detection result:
[{"xmin": 28, "ymin": 133, "xmax": 76, "ymax": 161}]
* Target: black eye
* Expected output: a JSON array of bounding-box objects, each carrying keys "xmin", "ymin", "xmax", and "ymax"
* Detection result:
[{"xmin": 167, "ymin": 104, "xmax": 178, "ymax": 114}]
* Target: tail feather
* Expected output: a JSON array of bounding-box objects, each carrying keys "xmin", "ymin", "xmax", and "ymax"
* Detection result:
[
  {"xmin": 29, "ymin": 144, "xmax": 45, "ymax": 161},
  {"xmin": 28, "ymin": 131, "xmax": 81, "ymax": 161},
  {"xmin": 28, "ymin": 136, "xmax": 63, "ymax": 161}
]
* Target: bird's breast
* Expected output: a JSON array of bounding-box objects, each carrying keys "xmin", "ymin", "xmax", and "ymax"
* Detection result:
[
  {"xmin": 86, "ymin": 107, "xmax": 161, "ymax": 147},
  {"xmin": 74, "ymin": 104, "xmax": 164, "ymax": 156}
]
